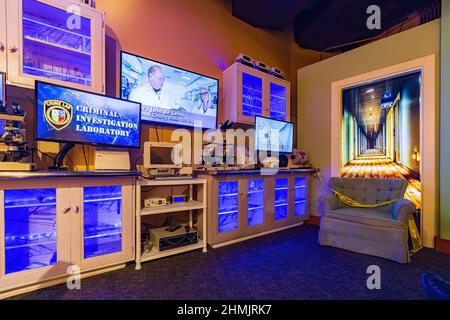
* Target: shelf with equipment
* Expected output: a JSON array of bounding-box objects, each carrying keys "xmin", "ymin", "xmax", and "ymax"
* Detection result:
[{"xmin": 135, "ymin": 178, "xmax": 208, "ymax": 270}]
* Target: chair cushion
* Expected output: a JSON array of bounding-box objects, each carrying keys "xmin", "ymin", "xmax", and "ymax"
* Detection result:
[
  {"xmin": 325, "ymin": 207, "xmax": 407, "ymax": 229},
  {"xmin": 330, "ymin": 177, "xmax": 407, "ymax": 206}
]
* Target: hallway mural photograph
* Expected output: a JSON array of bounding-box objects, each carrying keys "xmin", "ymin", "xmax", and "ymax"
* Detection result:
[{"xmin": 341, "ymin": 71, "xmax": 422, "ymax": 216}]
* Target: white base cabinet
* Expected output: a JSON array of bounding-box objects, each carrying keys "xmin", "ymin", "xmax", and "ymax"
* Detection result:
[{"xmin": 0, "ymin": 175, "xmax": 136, "ymax": 298}]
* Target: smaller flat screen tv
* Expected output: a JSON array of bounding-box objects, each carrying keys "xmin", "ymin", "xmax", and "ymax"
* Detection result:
[
  {"xmin": 35, "ymin": 81, "xmax": 142, "ymax": 148},
  {"xmin": 255, "ymin": 116, "xmax": 294, "ymax": 154},
  {"xmin": 121, "ymin": 51, "xmax": 218, "ymax": 129}
]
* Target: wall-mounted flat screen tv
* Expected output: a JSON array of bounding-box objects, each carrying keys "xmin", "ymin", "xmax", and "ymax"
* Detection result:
[
  {"xmin": 255, "ymin": 116, "xmax": 294, "ymax": 154},
  {"xmin": 35, "ymin": 81, "xmax": 142, "ymax": 148},
  {"xmin": 121, "ymin": 51, "xmax": 218, "ymax": 129}
]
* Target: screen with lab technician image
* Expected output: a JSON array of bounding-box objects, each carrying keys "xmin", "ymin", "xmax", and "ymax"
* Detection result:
[
  {"xmin": 36, "ymin": 81, "xmax": 141, "ymax": 148},
  {"xmin": 121, "ymin": 51, "xmax": 218, "ymax": 129},
  {"xmin": 255, "ymin": 116, "xmax": 294, "ymax": 153}
]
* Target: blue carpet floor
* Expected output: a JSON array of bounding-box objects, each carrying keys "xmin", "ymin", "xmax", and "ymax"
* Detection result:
[{"xmin": 16, "ymin": 225, "xmax": 450, "ymax": 300}]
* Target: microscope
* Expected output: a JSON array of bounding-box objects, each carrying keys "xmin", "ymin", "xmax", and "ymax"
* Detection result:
[{"xmin": 0, "ymin": 101, "xmax": 37, "ymax": 171}]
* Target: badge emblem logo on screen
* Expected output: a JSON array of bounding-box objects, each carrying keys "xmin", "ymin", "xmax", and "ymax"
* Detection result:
[{"xmin": 44, "ymin": 100, "xmax": 73, "ymax": 131}]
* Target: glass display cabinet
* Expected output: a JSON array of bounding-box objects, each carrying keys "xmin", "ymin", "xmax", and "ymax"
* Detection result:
[
  {"xmin": 83, "ymin": 186, "xmax": 122, "ymax": 259},
  {"xmin": 71, "ymin": 180, "xmax": 133, "ymax": 272},
  {"xmin": 269, "ymin": 81, "xmax": 288, "ymax": 121},
  {"xmin": 217, "ymin": 181, "xmax": 239, "ymax": 233},
  {"xmin": 0, "ymin": 182, "xmax": 71, "ymax": 295},
  {"xmin": 4, "ymin": 188, "xmax": 58, "ymax": 274},
  {"xmin": 294, "ymin": 177, "xmax": 307, "ymax": 218},
  {"xmin": 247, "ymin": 180, "xmax": 265, "ymax": 227},
  {"xmin": 1, "ymin": 0, "xmax": 105, "ymax": 92},
  {"xmin": 223, "ymin": 62, "xmax": 291, "ymax": 125},
  {"xmin": 241, "ymin": 73, "xmax": 263, "ymax": 119},
  {"xmin": 0, "ymin": 176, "xmax": 135, "ymax": 298},
  {"xmin": 202, "ymin": 172, "xmax": 311, "ymax": 247},
  {"xmin": 274, "ymin": 178, "xmax": 289, "ymax": 221}
]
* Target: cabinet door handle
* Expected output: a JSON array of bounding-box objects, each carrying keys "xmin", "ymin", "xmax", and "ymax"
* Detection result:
[
  {"xmin": 75, "ymin": 206, "xmax": 80, "ymax": 214},
  {"xmin": 0, "ymin": 43, "xmax": 4, "ymax": 52},
  {"xmin": 63, "ymin": 207, "xmax": 71, "ymax": 214},
  {"xmin": 8, "ymin": 46, "xmax": 18, "ymax": 53}
]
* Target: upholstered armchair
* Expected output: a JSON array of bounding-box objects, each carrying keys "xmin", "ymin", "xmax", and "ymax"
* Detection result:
[{"xmin": 318, "ymin": 177, "xmax": 416, "ymax": 263}]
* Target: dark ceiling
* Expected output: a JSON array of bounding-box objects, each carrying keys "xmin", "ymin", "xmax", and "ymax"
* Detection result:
[{"xmin": 231, "ymin": 0, "xmax": 441, "ymax": 53}]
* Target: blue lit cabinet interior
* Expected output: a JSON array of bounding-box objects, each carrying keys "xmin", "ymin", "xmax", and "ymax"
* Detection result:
[
  {"xmin": 241, "ymin": 71, "xmax": 264, "ymax": 121},
  {"xmin": 268, "ymin": 78, "xmax": 290, "ymax": 122},
  {"xmin": 72, "ymin": 181, "xmax": 133, "ymax": 271},
  {"xmin": 270, "ymin": 176, "xmax": 310, "ymax": 227},
  {"xmin": 294, "ymin": 177, "xmax": 308, "ymax": 219},
  {"xmin": 274, "ymin": 178, "xmax": 289, "ymax": 222},
  {"xmin": 223, "ymin": 62, "xmax": 291, "ymax": 125},
  {"xmin": 213, "ymin": 180, "xmax": 244, "ymax": 243},
  {"xmin": 3, "ymin": 0, "xmax": 105, "ymax": 92},
  {"xmin": 247, "ymin": 180, "xmax": 265, "ymax": 227},
  {"xmin": 0, "ymin": 184, "xmax": 71, "ymax": 292}
]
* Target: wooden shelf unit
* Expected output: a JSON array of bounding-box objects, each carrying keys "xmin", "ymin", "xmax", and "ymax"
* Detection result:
[{"xmin": 135, "ymin": 178, "xmax": 208, "ymax": 270}]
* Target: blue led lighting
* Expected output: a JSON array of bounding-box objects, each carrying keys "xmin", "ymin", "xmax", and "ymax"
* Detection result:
[
  {"xmin": 242, "ymin": 73, "xmax": 263, "ymax": 118},
  {"xmin": 218, "ymin": 181, "xmax": 239, "ymax": 233},
  {"xmin": 83, "ymin": 186, "xmax": 122, "ymax": 259},
  {"xmin": 274, "ymin": 179, "xmax": 288, "ymax": 221},
  {"xmin": 248, "ymin": 180, "xmax": 264, "ymax": 227},
  {"xmin": 4, "ymin": 188, "xmax": 57, "ymax": 274}
]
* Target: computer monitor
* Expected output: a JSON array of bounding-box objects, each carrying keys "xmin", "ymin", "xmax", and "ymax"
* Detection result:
[
  {"xmin": 255, "ymin": 116, "xmax": 294, "ymax": 154},
  {"xmin": 35, "ymin": 81, "xmax": 142, "ymax": 148},
  {"xmin": 143, "ymin": 142, "xmax": 183, "ymax": 169},
  {"xmin": 121, "ymin": 51, "xmax": 218, "ymax": 129}
]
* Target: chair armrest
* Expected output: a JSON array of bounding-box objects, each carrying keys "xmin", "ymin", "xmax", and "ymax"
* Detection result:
[
  {"xmin": 391, "ymin": 199, "xmax": 416, "ymax": 225},
  {"xmin": 319, "ymin": 193, "xmax": 339, "ymax": 215}
]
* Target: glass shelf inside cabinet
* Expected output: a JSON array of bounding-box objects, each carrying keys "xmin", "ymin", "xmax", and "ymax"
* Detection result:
[
  {"xmin": 4, "ymin": 188, "xmax": 57, "ymax": 274},
  {"xmin": 270, "ymin": 83, "xmax": 287, "ymax": 121},
  {"xmin": 248, "ymin": 180, "xmax": 264, "ymax": 227},
  {"xmin": 218, "ymin": 181, "xmax": 238, "ymax": 233},
  {"xmin": 242, "ymin": 73, "xmax": 263, "ymax": 117},
  {"xmin": 294, "ymin": 178, "xmax": 307, "ymax": 217},
  {"xmin": 274, "ymin": 178, "xmax": 288, "ymax": 221},
  {"xmin": 84, "ymin": 186, "xmax": 122, "ymax": 259},
  {"xmin": 22, "ymin": 0, "xmax": 92, "ymax": 86}
]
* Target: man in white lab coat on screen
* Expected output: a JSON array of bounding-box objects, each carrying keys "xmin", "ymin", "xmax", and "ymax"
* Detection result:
[{"xmin": 129, "ymin": 65, "xmax": 173, "ymax": 110}]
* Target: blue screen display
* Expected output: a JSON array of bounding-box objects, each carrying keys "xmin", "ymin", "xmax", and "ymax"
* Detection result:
[
  {"xmin": 255, "ymin": 116, "xmax": 294, "ymax": 153},
  {"xmin": 36, "ymin": 82, "xmax": 141, "ymax": 148},
  {"xmin": 121, "ymin": 52, "xmax": 218, "ymax": 129}
]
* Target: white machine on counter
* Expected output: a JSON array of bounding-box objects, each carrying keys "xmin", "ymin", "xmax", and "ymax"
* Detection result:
[{"xmin": 140, "ymin": 141, "xmax": 192, "ymax": 178}]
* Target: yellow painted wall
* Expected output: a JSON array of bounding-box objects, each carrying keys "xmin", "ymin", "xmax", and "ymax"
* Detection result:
[{"xmin": 297, "ymin": 20, "xmax": 440, "ymax": 215}]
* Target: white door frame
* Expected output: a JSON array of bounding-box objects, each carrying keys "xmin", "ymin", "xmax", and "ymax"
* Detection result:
[{"xmin": 330, "ymin": 55, "xmax": 437, "ymax": 248}]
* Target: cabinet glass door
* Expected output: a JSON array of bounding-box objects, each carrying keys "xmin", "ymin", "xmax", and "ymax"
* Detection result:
[
  {"xmin": 21, "ymin": 0, "xmax": 92, "ymax": 86},
  {"xmin": 83, "ymin": 186, "xmax": 122, "ymax": 259},
  {"xmin": 241, "ymin": 73, "xmax": 263, "ymax": 118},
  {"xmin": 269, "ymin": 82, "xmax": 287, "ymax": 121},
  {"xmin": 218, "ymin": 181, "xmax": 238, "ymax": 233},
  {"xmin": 274, "ymin": 178, "xmax": 289, "ymax": 221},
  {"xmin": 4, "ymin": 188, "xmax": 57, "ymax": 274},
  {"xmin": 294, "ymin": 178, "xmax": 307, "ymax": 217},
  {"xmin": 248, "ymin": 180, "xmax": 264, "ymax": 227}
]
